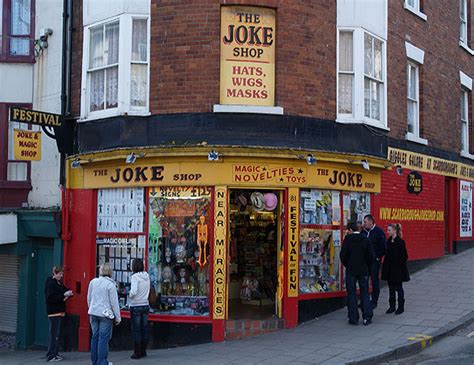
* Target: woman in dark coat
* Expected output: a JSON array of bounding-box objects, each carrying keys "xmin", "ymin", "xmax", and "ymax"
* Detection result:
[{"xmin": 381, "ymin": 223, "xmax": 410, "ymax": 314}]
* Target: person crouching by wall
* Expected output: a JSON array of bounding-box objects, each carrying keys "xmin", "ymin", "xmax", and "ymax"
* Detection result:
[
  {"xmin": 45, "ymin": 265, "xmax": 74, "ymax": 362},
  {"xmin": 382, "ymin": 223, "xmax": 410, "ymax": 315},
  {"xmin": 87, "ymin": 264, "xmax": 121, "ymax": 365},
  {"xmin": 129, "ymin": 258, "xmax": 150, "ymax": 359}
]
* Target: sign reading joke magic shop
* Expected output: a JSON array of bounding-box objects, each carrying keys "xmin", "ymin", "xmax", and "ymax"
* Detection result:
[{"xmin": 220, "ymin": 6, "xmax": 275, "ymax": 106}]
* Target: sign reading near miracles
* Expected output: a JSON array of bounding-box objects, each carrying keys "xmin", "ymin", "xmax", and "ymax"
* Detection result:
[{"xmin": 220, "ymin": 6, "xmax": 276, "ymax": 106}]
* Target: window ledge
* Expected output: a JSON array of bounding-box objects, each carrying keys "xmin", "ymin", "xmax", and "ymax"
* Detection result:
[
  {"xmin": 213, "ymin": 104, "xmax": 284, "ymax": 115},
  {"xmin": 406, "ymin": 132, "xmax": 428, "ymax": 145},
  {"xmin": 459, "ymin": 41, "xmax": 474, "ymax": 56},
  {"xmin": 336, "ymin": 117, "xmax": 390, "ymax": 131},
  {"xmin": 460, "ymin": 151, "xmax": 474, "ymax": 160},
  {"xmin": 404, "ymin": 4, "xmax": 427, "ymax": 21}
]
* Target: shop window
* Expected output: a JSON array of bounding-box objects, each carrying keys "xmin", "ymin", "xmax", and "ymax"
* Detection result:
[
  {"xmin": 0, "ymin": 0, "xmax": 35, "ymax": 61},
  {"xmin": 299, "ymin": 189, "xmax": 371, "ymax": 295},
  {"xmin": 82, "ymin": 15, "xmax": 149, "ymax": 120},
  {"xmin": 337, "ymin": 28, "xmax": 386, "ymax": 129},
  {"xmin": 96, "ymin": 187, "xmax": 146, "ymax": 307},
  {"xmin": 147, "ymin": 187, "xmax": 212, "ymax": 316}
]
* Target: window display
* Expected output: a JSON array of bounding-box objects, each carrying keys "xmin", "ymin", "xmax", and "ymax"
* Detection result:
[
  {"xmin": 343, "ymin": 192, "xmax": 371, "ymax": 225},
  {"xmin": 300, "ymin": 189, "xmax": 341, "ymax": 225},
  {"xmin": 299, "ymin": 228, "xmax": 341, "ymax": 293},
  {"xmin": 147, "ymin": 187, "xmax": 212, "ymax": 316}
]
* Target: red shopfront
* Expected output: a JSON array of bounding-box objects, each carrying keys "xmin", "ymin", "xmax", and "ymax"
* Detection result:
[{"xmin": 63, "ymin": 152, "xmax": 385, "ymax": 350}]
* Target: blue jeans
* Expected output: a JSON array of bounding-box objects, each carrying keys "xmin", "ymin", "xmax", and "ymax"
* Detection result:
[
  {"xmin": 130, "ymin": 305, "xmax": 149, "ymax": 344},
  {"xmin": 46, "ymin": 316, "xmax": 62, "ymax": 360},
  {"xmin": 346, "ymin": 272, "xmax": 373, "ymax": 323},
  {"xmin": 370, "ymin": 259, "xmax": 381, "ymax": 305},
  {"xmin": 90, "ymin": 315, "xmax": 113, "ymax": 365}
]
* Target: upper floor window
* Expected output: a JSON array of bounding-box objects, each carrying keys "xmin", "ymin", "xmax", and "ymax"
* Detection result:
[
  {"xmin": 337, "ymin": 29, "xmax": 387, "ymax": 129},
  {"xmin": 81, "ymin": 15, "xmax": 149, "ymax": 121},
  {"xmin": 461, "ymin": 89, "xmax": 470, "ymax": 154},
  {"xmin": 0, "ymin": 0, "xmax": 35, "ymax": 61},
  {"xmin": 460, "ymin": 0, "xmax": 468, "ymax": 44},
  {"xmin": 404, "ymin": 0, "xmax": 427, "ymax": 21}
]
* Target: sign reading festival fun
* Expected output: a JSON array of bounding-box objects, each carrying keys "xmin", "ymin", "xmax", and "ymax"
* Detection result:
[{"xmin": 220, "ymin": 6, "xmax": 276, "ymax": 106}]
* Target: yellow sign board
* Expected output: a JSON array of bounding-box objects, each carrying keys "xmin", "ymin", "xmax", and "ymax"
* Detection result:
[
  {"xmin": 220, "ymin": 6, "xmax": 275, "ymax": 106},
  {"xmin": 149, "ymin": 186, "xmax": 212, "ymax": 198},
  {"xmin": 76, "ymin": 160, "xmax": 381, "ymax": 192},
  {"xmin": 213, "ymin": 186, "xmax": 227, "ymax": 319},
  {"xmin": 388, "ymin": 147, "xmax": 474, "ymax": 181},
  {"xmin": 13, "ymin": 129, "xmax": 41, "ymax": 161},
  {"xmin": 287, "ymin": 188, "xmax": 299, "ymax": 297}
]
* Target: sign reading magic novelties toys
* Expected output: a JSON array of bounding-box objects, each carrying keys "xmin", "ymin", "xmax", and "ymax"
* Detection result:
[
  {"xmin": 220, "ymin": 6, "xmax": 275, "ymax": 106},
  {"xmin": 213, "ymin": 186, "xmax": 227, "ymax": 319},
  {"xmin": 407, "ymin": 171, "xmax": 422, "ymax": 194},
  {"xmin": 460, "ymin": 180, "xmax": 472, "ymax": 238}
]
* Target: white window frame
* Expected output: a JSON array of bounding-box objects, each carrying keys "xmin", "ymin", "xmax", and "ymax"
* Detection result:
[
  {"xmin": 337, "ymin": 30, "xmax": 354, "ymax": 117},
  {"xmin": 404, "ymin": 0, "xmax": 427, "ymax": 21},
  {"xmin": 461, "ymin": 89, "xmax": 470, "ymax": 156},
  {"xmin": 459, "ymin": 0, "xmax": 474, "ymax": 55},
  {"xmin": 337, "ymin": 28, "xmax": 388, "ymax": 130},
  {"xmin": 405, "ymin": 42, "xmax": 427, "ymax": 145},
  {"xmin": 80, "ymin": 14, "xmax": 150, "ymax": 121}
]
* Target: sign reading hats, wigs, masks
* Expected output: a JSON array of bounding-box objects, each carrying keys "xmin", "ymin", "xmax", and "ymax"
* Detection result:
[{"xmin": 220, "ymin": 6, "xmax": 276, "ymax": 106}]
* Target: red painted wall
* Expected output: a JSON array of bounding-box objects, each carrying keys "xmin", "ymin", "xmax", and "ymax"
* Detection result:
[
  {"xmin": 63, "ymin": 189, "xmax": 97, "ymax": 352},
  {"xmin": 373, "ymin": 169, "xmax": 445, "ymax": 261}
]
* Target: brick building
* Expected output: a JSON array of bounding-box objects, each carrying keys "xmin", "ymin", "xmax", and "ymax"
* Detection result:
[{"xmin": 62, "ymin": 0, "xmax": 473, "ymax": 350}]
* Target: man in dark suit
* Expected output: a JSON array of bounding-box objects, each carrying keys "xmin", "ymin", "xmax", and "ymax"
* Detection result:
[
  {"xmin": 340, "ymin": 222, "xmax": 375, "ymax": 326},
  {"xmin": 362, "ymin": 214, "xmax": 387, "ymax": 308}
]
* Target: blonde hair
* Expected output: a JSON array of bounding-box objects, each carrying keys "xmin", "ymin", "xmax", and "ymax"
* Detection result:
[
  {"xmin": 52, "ymin": 266, "xmax": 63, "ymax": 275},
  {"xmin": 99, "ymin": 263, "xmax": 113, "ymax": 278},
  {"xmin": 388, "ymin": 223, "xmax": 403, "ymax": 238}
]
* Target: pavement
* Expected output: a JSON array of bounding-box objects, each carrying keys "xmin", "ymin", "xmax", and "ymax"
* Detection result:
[{"xmin": 1, "ymin": 248, "xmax": 474, "ymax": 365}]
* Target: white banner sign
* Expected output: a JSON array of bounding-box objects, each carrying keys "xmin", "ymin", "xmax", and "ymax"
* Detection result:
[{"xmin": 460, "ymin": 180, "xmax": 472, "ymax": 238}]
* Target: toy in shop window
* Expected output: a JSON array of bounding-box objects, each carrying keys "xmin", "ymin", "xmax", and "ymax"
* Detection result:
[
  {"xmin": 197, "ymin": 214, "xmax": 208, "ymax": 268},
  {"xmin": 161, "ymin": 266, "xmax": 174, "ymax": 295}
]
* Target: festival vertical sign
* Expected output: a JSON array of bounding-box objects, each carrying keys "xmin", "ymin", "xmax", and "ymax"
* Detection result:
[
  {"xmin": 220, "ymin": 6, "xmax": 276, "ymax": 106},
  {"xmin": 213, "ymin": 186, "xmax": 227, "ymax": 319},
  {"xmin": 287, "ymin": 188, "xmax": 299, "ymax": 297}
]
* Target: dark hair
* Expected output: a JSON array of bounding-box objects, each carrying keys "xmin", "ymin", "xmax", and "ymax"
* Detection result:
[
  {"xmin": 132, "ymin": 258, "xmax": 144, "ymax": 273},
  {"xmin": 347, "ymin": 222, "xmax": 358, "ymax": 232},
  {"xmin": 364, "ymin": 214, "xmax": 375, "ymax": 223}
]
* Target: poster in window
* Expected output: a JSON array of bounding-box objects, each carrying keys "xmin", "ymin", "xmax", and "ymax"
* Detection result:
[{"xmin": 460, "ymin": 180, "xmax": 472, "ymax": 237}]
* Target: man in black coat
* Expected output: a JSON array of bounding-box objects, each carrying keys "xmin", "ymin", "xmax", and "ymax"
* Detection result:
[
  {"xmin": 362, "ymin": 214, "xmax": 387, "ymax": 308},
  {"xmin": 340, "ymin": 222, "xmax": 375, "ymax": 325}
]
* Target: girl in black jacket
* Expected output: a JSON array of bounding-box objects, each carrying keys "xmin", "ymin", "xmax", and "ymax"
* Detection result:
[{"xmin": 381, "ymin": 223, "xmax": 410, "ymax": 315}]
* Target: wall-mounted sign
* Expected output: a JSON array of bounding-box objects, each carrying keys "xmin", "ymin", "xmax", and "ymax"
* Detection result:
[
  {"xmin": 77, "ymin": 160, "xmax": 381, "ymax": 193},
  {"xmin": 460, "ymin": 180, "xmax": 472, "ymax": 238},
  {"xmin": 388, "ymin": 147, "xmax": 474, "ymax": 182},
  {"xmin": 10, "ymin": 106, "xmax": 62, "ymax": 127},
  {"xmin": 220, "ymin": 6, "xmax": 275, "ymax": 106},
  {"xmin": 379, "ymin": 207, "xmax": 444, "ymax": 222},
  {"xmin": 213, "ymin": 186, "xmax": 227, "ymax": 319},
  {"xmin": 287, "ymin": 188, "xmax": 299, "ymax": 297},
  {"xmin": 407, "ymin": 171, "xmax": 422, "ymax": 194},
  {"xmin": 13, "ymin": 129, "xmax": 41, "ymax": 161},
  {"xmin": 149, "ymin": 186, "xmax": 212, "ymax": 199}
]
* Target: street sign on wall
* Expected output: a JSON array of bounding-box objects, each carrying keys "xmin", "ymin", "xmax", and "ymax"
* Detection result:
[{"xmin": 13, "ymin": 129, "xmax": 41, "ymax": 161}]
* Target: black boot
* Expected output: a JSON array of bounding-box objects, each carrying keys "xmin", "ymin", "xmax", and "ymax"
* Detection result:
[
  {"xmin": 131, "ymin": 343, "xmax": 141, "ymax": 359},
  {"xmin": 395, "ymin": 299, "xmax": 405, "ymax": 315},
  {"xmin": 141, "ymin": 342, "xmax": 147, "ymax": 357},
  {"xmin": 386, "ymin": 298, "xmax": 396, "ymax": 314}
]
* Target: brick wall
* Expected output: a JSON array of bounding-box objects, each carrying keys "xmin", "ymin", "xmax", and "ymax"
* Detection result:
[
  {"xmin": 387, "ymin": 1, "xmax": 474, "ymax": 154},
  {"xmin": 373, "ymin": 169, "xmax": 446, "ymax": 261},
  {"xmin": 70, "ymin": 0, "xmax": 83, "ymax": 117},
  {"xmin": 150, "ymin": 0, "xmax": 336, "ymax": 119}
]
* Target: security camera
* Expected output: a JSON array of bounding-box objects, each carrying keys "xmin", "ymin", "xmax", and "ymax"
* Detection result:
[{"xmin": 396, "ymin": 165, "xmax": 403, "ymax": 176}]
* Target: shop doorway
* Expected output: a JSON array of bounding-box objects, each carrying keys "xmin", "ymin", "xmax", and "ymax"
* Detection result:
[{"xmin": 228, "ymin": 189, "xmax": 281, "ymax": 320}]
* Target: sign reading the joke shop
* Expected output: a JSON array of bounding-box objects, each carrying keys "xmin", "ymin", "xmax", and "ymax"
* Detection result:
[
  {"xmin": 220, "ymin": 6, "xmax": 275, "ymax": 106},
  {"xmin": 13, "ymin": 129, "xmax": 41, "ymax": 161}
]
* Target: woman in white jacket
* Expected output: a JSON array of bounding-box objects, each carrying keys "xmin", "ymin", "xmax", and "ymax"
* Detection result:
[
  {"xmin": 87, "ymin": 263, "xmax": 121, "ymax": 365},
  {"xmin": 129, "ymin": 259, "xmax": 150, "ymax": 359}
]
